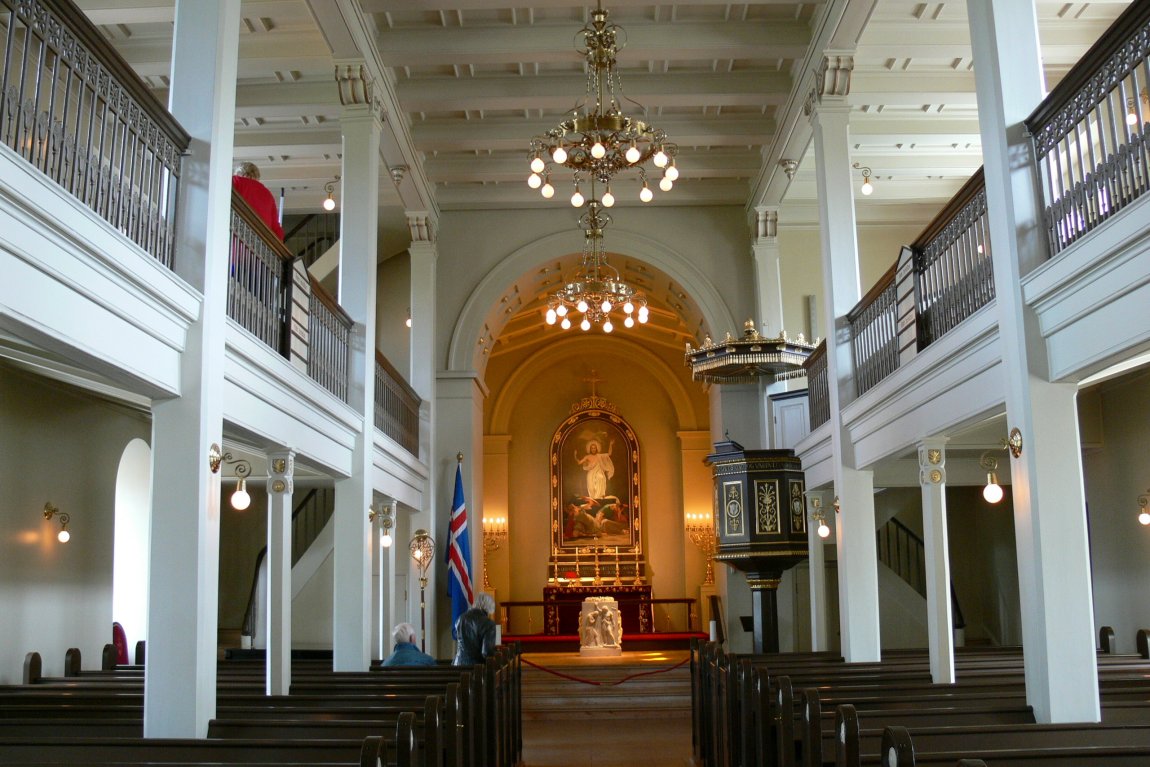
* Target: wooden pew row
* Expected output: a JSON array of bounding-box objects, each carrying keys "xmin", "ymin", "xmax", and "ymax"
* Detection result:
[
  {"xmin": 11, "ymin": 644, "xmax": 521, "ymax": 767},
  {"xmin": 878, "ymin": 724, "xmax": 1150, "ymax": 767}
]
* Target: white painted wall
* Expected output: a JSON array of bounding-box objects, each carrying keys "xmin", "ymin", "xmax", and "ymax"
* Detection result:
[{"xmin": 0, "ymin": 368, "xmax": 150, "ymax": 683}]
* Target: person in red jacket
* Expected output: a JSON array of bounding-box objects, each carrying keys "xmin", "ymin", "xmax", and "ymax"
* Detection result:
[{"xmin": 231, "ymin": 161, "xmax": 284, "ymax": 240}]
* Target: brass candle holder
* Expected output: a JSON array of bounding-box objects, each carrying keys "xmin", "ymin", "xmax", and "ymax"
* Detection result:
[{"xmin": 685, "ymin": 511, "xmax": 719, "ymax": 586}]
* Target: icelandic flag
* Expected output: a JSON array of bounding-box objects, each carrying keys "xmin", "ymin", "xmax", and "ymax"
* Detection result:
[{"xmin": 446, "ymin": 463, "xmax": 475, "ymax": 639}]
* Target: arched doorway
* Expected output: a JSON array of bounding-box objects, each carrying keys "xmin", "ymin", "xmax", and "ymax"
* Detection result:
[{"xmin": 113, "ymin": 438, "xmax": 152, "ymax": 653}]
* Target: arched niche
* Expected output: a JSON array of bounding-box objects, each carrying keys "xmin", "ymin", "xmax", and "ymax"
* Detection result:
[{"xmin": 113, "ymin": 438, "xmax": 151, "ymax": 651}]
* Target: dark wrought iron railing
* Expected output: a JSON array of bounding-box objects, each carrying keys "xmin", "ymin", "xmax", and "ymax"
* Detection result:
[
  {"xmin": 876, "ymin": 517, "xmax": 926, "ymax": 597},
  {"xmin": 1027, "ymin": 0, "xmax": 1150, "ymax": 259},
  {"xmin": 913, "ymin": 168, "xmax": 994, "ymax": 350},
  {"xmin": 803, "ymin": 340, "xmax": 829, "ymax": 431},
  {"xmin": 228, "ymin": 190, "xmax": 293, "ymax": 355},
  {"xmin": 375, "ymin": 350, "xmax": 420, "ymax": 457},
  {"xmin": 307, "ymin": 275, "xmax": 352, "ymax": 402},
  {"xmin": 0, "ymin": 0, "xmax": 188, "ymax": 267},
  {"xmin": 847, "ymin": 262, "xmax": 899, "ymax": 396},
  {"xmin": 284, "ymin": 211, "xmax": 340, "ymax": 267}
]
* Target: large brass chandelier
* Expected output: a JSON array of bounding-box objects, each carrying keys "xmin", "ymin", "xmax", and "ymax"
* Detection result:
[
  {"xmin": 527, "ymin": 2, "xmax": 679, "ymax": 208},
  {"xmin": 545, "ymin": 198, "xmax": 650, "ymax": 332}
]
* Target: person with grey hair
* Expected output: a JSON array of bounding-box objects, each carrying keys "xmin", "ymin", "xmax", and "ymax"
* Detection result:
[
  {"xmin": 382, "ymin": 622, "xmax": 436, "ymax": 667},
  {"xmin": 452, "ymin": 592, "xmax": 499, "ymax": 666},
  {"xmin": 231, "ymin": 160, "xmax": 284, "ymax": 239}
]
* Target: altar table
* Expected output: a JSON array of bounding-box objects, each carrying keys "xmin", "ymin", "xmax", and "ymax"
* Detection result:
[{"xmin": 543, "ymin": 584, "xmax": 652, "ymax": 635}]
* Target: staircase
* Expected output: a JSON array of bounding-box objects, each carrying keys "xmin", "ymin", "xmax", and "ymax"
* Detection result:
[{"xmin": 521, "ymin": 653, "xmax": 692, "ymax": 720}]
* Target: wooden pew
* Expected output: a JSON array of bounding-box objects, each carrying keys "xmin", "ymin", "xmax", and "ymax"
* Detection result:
[{"xmin": 878, "ymin": 724, "xmax": 1150, "ymax": 767}]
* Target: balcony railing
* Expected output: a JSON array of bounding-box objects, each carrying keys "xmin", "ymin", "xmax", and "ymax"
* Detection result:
[
  {"xmin": 847, "ymin": 262, "xmax": 898, "ymax": 397},
  {"xmin": 0, "ymin": 0, "xmax": 188, "ymax": 267},
  {"xmin": 804, "ymin": 340, "xmax": 829, "ymax": 431},
  {"xmin": 307, "ymin": 275, "xmax": 352, "ymax": 402},
  {"xmin": 1028, "ymin": 1, "xmax": 1150, "ymax": 259},
  {"xmin": 374, "ymin": 351, "xmax": 420, "ymax": 457},
  {"xmin": 228, "ymin": 191, "xmax": 293, "ymax": 356},
  {"xmin": 913, "ymin": 169, "xmax": 994, "ymax": 350}
]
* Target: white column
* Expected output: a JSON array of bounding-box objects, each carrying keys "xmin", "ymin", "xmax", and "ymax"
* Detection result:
[
  {"xmin": 917, "ymin": 440, "xmax": 954, "ymax": 684},
  {"xmin": 144, "ymin": 0, "xmax": 239, "ymax": 739},
  {"xmin": 804, "ymin": 489, "xmax": 832, "ymax": 652},
  {"xmin": 809, "ymin": 53, "xmax": 881, "ymax": 663},
  {"xmin": 967, "ymin": 0, "xmax": 1099, "ymax": 723},
  {"xmin": 435, "ymin": 372, "xmax": 487, "ymax": 656},
  {"xmin": 332, "ymin": 89, "xmax": 382, "ymax": 672},
  {"xmin": 752, "ymin": 206, "xmax": 785, "ymax": 338},
  {"xmin": 265, "ymin": 451, "xmax": 294, "ymax": 695},
  {"xmin": 376, "ymin": 499, "xmax": 398, "ymax": 658}
]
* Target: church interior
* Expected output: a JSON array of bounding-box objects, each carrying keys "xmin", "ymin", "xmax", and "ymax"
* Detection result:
[{"xmin": 3, "ymin": 0, "xmax": 1150, "ymax": 763}]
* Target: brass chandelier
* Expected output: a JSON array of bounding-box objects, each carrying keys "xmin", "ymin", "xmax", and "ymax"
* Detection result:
[
  {"xmin": 545, "ymin": 198, "xmax": 649, "ymax": 332},
  {"xmin": 527, "ymin": 2, "xmax": 679, "ymax": 208}
]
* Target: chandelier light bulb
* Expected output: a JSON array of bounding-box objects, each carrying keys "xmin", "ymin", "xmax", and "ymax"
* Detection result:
[
  {"xmin": 603, "ymin": 320, "xmax": 614, "ymax": 333},
  {"xmin": 553, "ymin": 146, "xmax": 568, "ymax": 164},
  {"xmin": 665, "ymin": 161, "xmax": 679, "ymax": 181},
  {"xmin": 653, "ymin": 148, "xmax": 668, "ymax": 167},
  {"xmin": 638, "ymin": 306, "xmax": 649, "ymax": 322},
  {"xmin": 546, "ymin": 308, "xmax": 557, "ymax": 325},
  {"xmin": 591, "ymin": 141, "xmax": 606, "ymax": 159},
  {"xmin": 602, "ymin": 190, "xmax": 615, "ymax": 207},
  {"xmin": 623, "ymin": 301, "xmax": 634, "ymax": 314},
  {"xmin": 571, "ymin": 189, "xmax": 585, "ymax": 208},
  {"xmin": 530, "ymin": 155, "xmax": 546, "ymax": 174},
  {"xmin": 639, "ymin": 183, "xmax": 653, "ymax": 203},
  {"xmin": 576, "ymin": 299, "xmax": 589, "ymax": 313},
  {"xmin": 624, "ymin": 315, "xmax": 634, "ymax": 328},
  {"xmin": 817, "ymin": 521, "xmax": 830, "ymax": 539},
  {"xmin": 580, "ymin": 318, "xmax": 591, "ymax": 331},
  {"xmin": 528, "ymin": 173, "xmax": 542, "ymax": 189},
  {"xmin": 659, "ymin": 177, "xmax": 673, "ymax": 192},
  {"xmin": 556, "ymin": 304, "xmax": 568, "ymax": 317},
  {"xmin": 625, "ymin": 143, "xmax": 641, "ymax": 164},
  {"xmin": 1128, "ymin": 99, "xmax": 1140, "ymax": 127},
  {"xmin": 541, "ymin": 179, "xmax": 555, "ymax": 198},
  {"xmin": 323, "ymin": 194, "xmax": 336, "ymax": 212},
  {"xmin": 1140, "ymin": 511, "xmax": 1150, "ymax": 526},
  {"xmin": 560, "ymin": 317, "xmax": 571, "ymax": 330},
  {"xmin": 599, "ymin": 300, "xmax": 610, "ymax": 313}
]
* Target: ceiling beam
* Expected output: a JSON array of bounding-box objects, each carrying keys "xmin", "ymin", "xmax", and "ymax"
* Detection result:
[{"xmin": 373, "ymin": 20, "xmax": 811, "ymax": 67}]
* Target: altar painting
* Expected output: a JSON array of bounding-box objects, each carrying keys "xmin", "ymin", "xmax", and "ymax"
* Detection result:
[{"xmin": 551, "ymin": 402, "xmax": 640, "ymax": 550}]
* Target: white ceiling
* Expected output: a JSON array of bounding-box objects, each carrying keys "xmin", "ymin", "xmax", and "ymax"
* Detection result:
[{"xmin": 71, "ymin": 0, "xmax": 1132, "ymax": 358}]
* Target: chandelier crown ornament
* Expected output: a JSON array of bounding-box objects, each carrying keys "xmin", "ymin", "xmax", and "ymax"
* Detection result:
[
  {"xmin": 545, "ymin": 198, "xmax": 650, "ymax": 333},
  {"xmin": 528, "ymin": 2, "xmax": 678, "ymax": 206}
]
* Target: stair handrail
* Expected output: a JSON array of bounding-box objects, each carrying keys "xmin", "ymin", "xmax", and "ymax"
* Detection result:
[
  {"xmin": 875, "ymin": 517, "xmax": 967, "ymax": 631},
  {"xmin": 239, "ymin": 487, "xmax": 330, "ymax": 640}
]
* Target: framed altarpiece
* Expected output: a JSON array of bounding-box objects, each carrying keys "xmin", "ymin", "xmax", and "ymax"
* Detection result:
[{"xmin": 548, "ymin": 395, "xmax": 644, "ymax": 584}]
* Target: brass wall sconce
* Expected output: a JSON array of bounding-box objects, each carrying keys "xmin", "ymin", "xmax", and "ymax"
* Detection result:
[
  {"xmin": 207, "ymin": 444, "xmax": 253, "ymax": 509},
  {"xmin": 809, "ymin": 497, "xmax": 831, "ymax": 539},
  {"xmin": 852, "ymin": 161, "xmax": 874, "ymax": 196},
  {"xmin": 1137, "ymin": 490, "xmax": 1150, "ymax": 527},
  {"xmin": 980, "ymin": 452, "xmax": 1004, "ymax": 504},
  {"xmin": 322, "ymin": 175, "xmax": 340, "ymax": 211},
  {"xmin": 43, "ymin": 503, "xmax": 71, "ymax": 543},
  {"xmin": 684, "ymin": 511, "xmax": 719, "ymax": 585},
  {"xmin": 481, "ymin": 515, "xmax": 508, "ymax": 591},
  {"xmin": 409, "ymin": 529, "xmax": 436, "ymax": 651},
  {"xmin": 368, "ymin": 500, "xmax": 395, "ymax": 548}
]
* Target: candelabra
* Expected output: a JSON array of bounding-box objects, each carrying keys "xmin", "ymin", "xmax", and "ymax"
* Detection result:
[
  {"xmin": 685, "ymin": 512, "xmax": 719, "ymax": 586},
  {"xmin": 482, "ymin": 515, "xmax": 508, "ymax": 591}
]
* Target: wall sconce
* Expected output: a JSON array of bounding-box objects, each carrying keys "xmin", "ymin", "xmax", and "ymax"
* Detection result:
[
  {"xmin": 809, "ymin": 497, "xmax": 831, "ymax": 539},
  {"xmin": 43, "ymin": 503, "xmax": 71, "ymax": 543},
  {"xmin": 368, "ymin": 500, "xmax": 395, "ymax": 548},
  {"xmin": 218, "ymin": 452, "xmax": 253, "ymax": 510},
  {"xmin": 481, "ymin": 515, "xmax": 508, "ymax": 591},
  {"xmin": 980, "ymin": 452, "xmax": 1004, "ymax": 504},
  {"xmin": 1138, "ymin": 490, "xmax": 1150, "ymax": 526},
  {"xmin": 409, "ymin": 529, "xmax": 436, "ymax": 651},
  {"xmin": 322, "ymin": 175, "xmax": 340, "ymax": 211},
  {"xmin": 852, "ymin": 162, "xmax": 874, "ymax": 196},
  {"xmin": 684, "ymin": 511, "xmax": 718, "ymax": 585}
]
